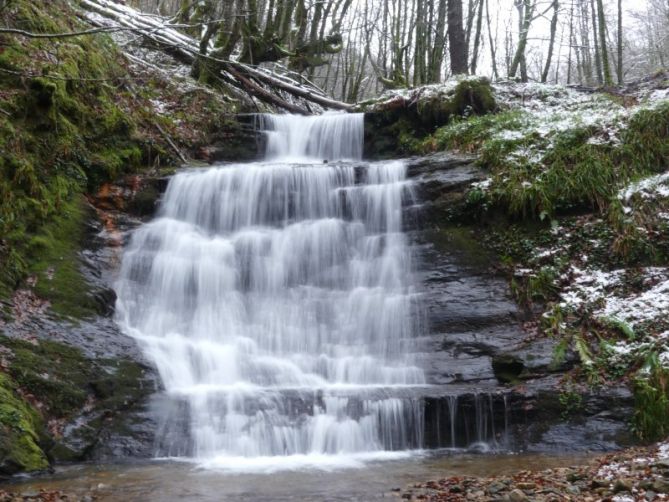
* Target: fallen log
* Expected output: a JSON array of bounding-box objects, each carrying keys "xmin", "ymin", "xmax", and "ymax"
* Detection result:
[{"xmin": 79, "ymin": 0, "xmax": 351, "ymax": 113}]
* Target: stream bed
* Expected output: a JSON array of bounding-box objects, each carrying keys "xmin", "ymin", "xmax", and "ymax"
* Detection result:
[{"xmin": 1, "ymin": 452, "xmax": 593, "ymax": 501}]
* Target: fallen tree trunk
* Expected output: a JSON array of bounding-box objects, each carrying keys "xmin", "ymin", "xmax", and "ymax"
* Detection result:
[{"xmin": 79, "ymin": 0, "xmax": 352, "ymax": 113}]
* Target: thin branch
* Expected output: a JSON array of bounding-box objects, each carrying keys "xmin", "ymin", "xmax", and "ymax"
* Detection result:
[{"xmin": 0, "ymin": 25, "xmax": 137, "ymax": 38}]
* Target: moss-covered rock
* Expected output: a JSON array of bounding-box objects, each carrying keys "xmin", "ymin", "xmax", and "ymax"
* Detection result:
[
  {"xmin": 360, "ymin": 77, "xmax": 496, "ymax": 158},
  {"xmin": 0, "ymin": 334, "xmax": 154, "ymax": 468},
  {"xmin": 0, "ymin": 373, "xmax": 49, "ymax": 475}
]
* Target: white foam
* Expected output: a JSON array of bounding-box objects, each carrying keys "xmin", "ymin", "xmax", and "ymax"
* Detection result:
[{"xmin": 115, "ymin": 115, "xmax": 426, "ymax": 463}]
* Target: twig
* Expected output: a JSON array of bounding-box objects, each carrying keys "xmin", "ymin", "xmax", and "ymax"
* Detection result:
[{"xmin": 154, "ymin": 121, "xmax": 188, "ymax": 164}]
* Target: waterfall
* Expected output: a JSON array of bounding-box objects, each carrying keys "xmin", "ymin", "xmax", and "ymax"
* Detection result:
[
  {"xmin": 115, "ymin": 113, "xmax": 426, "ymax": 470},
  {"xmin": 260, "ymin": 113, "xmax": 364, "ymax": 162}
]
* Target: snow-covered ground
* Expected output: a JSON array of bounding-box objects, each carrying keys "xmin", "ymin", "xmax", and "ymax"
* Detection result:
[{"xmin": 468, "ymin": 81, "xmax": 669, "ymax": 195}]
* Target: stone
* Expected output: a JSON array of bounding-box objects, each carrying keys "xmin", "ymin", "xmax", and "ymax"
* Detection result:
[
  {"xmin": 591, "ymin": 478, "xmax": 609, "ymax": 489},
  {"xmin": 646, "ymin": 491, "xmax": 657, "ymax": 501},
  {"xmin": 488, "ymin": 482, "xmax": 506, "ymax": 494},
  {"xmin": 492, "ymin": 354, "xmax": 525, "ymax": 384},
  {"xmin": 516, "ymin": 482, "xmax": 536, "ymax": 490},
  {"xmin": 640, "ymin": 480, "xmax": 655, "ymax": 490},
  {"xmin": 566, "ymin": 484, "xmax": 580, "ymax": 495},
  {"xmin": 508, "ymin": 489, "xmax": 529, "ymax": 502},
  {"xmin": 652, "ymin": 478, "xmax": 669, "ymax": 493},
  {"xmin": 613, "ymin": 479, "xmax": 633, "ymax": 493}
]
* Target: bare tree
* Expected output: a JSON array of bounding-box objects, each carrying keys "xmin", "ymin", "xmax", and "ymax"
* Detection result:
[
  {"xmin": 596, "ymin": 0, "xmax": 613, "ymax": 85},
  {"xmin": 469, "ymin": 0, "xmax": 485, "ymax": 74},
  {"xmin": 448, "ymin": 0, "xmax": 468, "ymax": 74},
  {"xmin": 541, "ymin": 0, "xmax": 559, "ymax": 82},
  {"xmin": 617, "ymin": 0, "xmax": 623, "ymax": 84}
]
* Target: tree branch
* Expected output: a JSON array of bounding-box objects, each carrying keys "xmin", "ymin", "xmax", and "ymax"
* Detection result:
[{"xmin": 0, "ymin": 25, "xmax": 134, "ymax": 38}]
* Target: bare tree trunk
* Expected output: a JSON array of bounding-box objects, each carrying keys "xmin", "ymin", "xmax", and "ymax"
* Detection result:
[
  {"xmin": 469, "ymin": 0, "xmax": 485, "ymax": 74},
  {"xmin": 578, "ymin": 0, "xmax": 593, "ymax": 84},
  {"xmin": 616, "ymin": 0, "xmax": 623, "ymax": 84},
  {"xmin": 590, "ymin": 0, "xmax": 603, "ymax": 83},
  {"xmin": 447, "ymin": 0, "xmax": 468, "ymax": 74},
  {"xmin": 465, "ymin": 0, "xmax": 476, "ymax": 51},
  {"xmin": 509, "ymin": 0, "xmax": 533, "ymax": 81},
  {"xmin": 428, "ymin": 0, "xmax": 448, "ymax": 82},
  {"xmin": 596, "ymin": 0, "xmax": 612, "ymax": 85},
  {"xmin": 567, "ymin": 0, "xmax": 574, "ymax": 84},
  {"xmin": 541, "ymin": 0, "xmax": 558, "ymax": 82},
  {"xmin": 485, "ymin": 0, "xmax": 499, "ymax": 80}
]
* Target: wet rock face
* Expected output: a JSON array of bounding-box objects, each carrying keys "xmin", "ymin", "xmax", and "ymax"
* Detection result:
[
  {"xmin": 0, "ymin": 177, "xmax": 166, "ymax": 472},
  {"xmin": 405, "ymin": 153, "xmax": 528, "ymax": 386},
  {"xmin": 198, "ymin": 115, "xmax": 264, "ymax": 163},
  {"xmin": 492, "ymin": 354, "xmax": 526, "ymax": 384},
  {"xmin": 405, "ymin": 153, "xmax": 634, "ymax": 452}
]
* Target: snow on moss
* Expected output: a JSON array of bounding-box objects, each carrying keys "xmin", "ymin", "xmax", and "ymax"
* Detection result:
[
  {"xmin": 619, "ymin": 172, "xmax": 669, "ymax": 202},
  {"xmin": 558, "ymin": 267, "xmax": 624, "ymax": 311},
  {"xmin": 601, "ymin": 275, "xmax": 669, "ymax": 326},
  {"xmin": 559, "ymin": 266, "xmax": 669, "ymax": 320}
]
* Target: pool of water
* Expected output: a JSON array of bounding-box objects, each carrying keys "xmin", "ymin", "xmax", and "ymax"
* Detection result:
[{"xmin": 1, "ymin": 451, "xmax": 593, "ymax": 501}]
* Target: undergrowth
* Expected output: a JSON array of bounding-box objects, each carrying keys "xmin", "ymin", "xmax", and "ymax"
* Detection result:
[{"xmin": 423, "ymin": 101, "xmax": 669, "ymax": 223}]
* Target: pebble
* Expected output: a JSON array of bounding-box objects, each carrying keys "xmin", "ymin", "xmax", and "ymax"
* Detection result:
[
  {"xmin": 613, "ymin": 478, "xmax": 633, "ymax": 493},
  {"xmin": 488, "ymin": 481, "xmax": 505, "ymax": 494},
  {"xmin": 652, "ymin": 478, "xmax": 669, "ymax": 493},
  {"xmin": 591, "ymin": 478, "xmax": 609, "ymax": 488},
  {"xmin": 566, "ymin": 484, "xmax": 581, "ymax": 495},
  {"xmin": 508, "ymin": 489, "xmax": 529, "ymax": 502}
]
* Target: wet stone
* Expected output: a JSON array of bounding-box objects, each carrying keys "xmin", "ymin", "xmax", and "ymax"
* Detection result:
[
  {"xmin": 613, "ymin": 478, "xmax": 633, "ymax": 493},
  {"xmin": 488, "ymin": 481, "xmax": 506, "ymax": 494},
  {"xmin": 652, "ymin": 478, "xmax": 669, "ymax": 493},
  {"xmin": 508, "ymin": 488, "xmax": 529, "ymax": 502},
  {"xmin": 566, "ymin": 484, "xmax": 580, "ymax": 495}
]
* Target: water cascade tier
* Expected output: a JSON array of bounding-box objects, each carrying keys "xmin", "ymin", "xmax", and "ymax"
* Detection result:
[{"xmin": 115, "ymin": 112, "xmax": 428, "ymax": 468}]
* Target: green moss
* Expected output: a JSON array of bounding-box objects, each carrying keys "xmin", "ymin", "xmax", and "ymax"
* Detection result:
[
  {"xmin": 24, "ymin": 195, "xmax": 98, "ymax": 319},
  {"xmin": 426, "ymin": 224, "xmax": 494, "ymax": 269},
  {"xmin": 0, "ymin": 333, "xmax": 154, "ymax": 468},
  {"xmin": 0, "ymin": 373, "xmax": 49, "ymax": 475},
  {"xmin": 1, "ymin": 334, "xmax": 151, "ymax": 422},
  {"xmin": 3, "ymin": 336, "xmax": 92, "ymax": 418},
  {"xmin": 0, "ymin": 0, "xmax": 153, "ymax": 306},
  {"xmin": 425, "ymin": 100, "xmax": 669, "ymax": 222},
  {"xmin": 416, "ymin": 77, "xmax": 496, "ymax": 129}
]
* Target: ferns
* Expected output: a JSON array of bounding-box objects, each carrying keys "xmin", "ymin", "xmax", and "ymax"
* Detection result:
[{"xmin": 633, "ymin": 351, "xmax": 669, "ymax": 442}]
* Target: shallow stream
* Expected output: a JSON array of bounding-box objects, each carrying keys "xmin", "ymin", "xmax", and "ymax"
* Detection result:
[{"xmin": 2, "ymin": 452, "xmax": 592, "ymax": 501}]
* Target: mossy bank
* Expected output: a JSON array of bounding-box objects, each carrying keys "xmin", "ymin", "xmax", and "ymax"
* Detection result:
[{"xmin": 0, "ymin": 0, "xmax": 238, "ymax": 476}]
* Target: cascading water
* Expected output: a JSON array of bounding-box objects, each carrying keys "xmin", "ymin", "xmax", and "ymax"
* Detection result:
[{"xmin": 115, "ymin": 112, "xmax": 427, "ymax": 470}]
